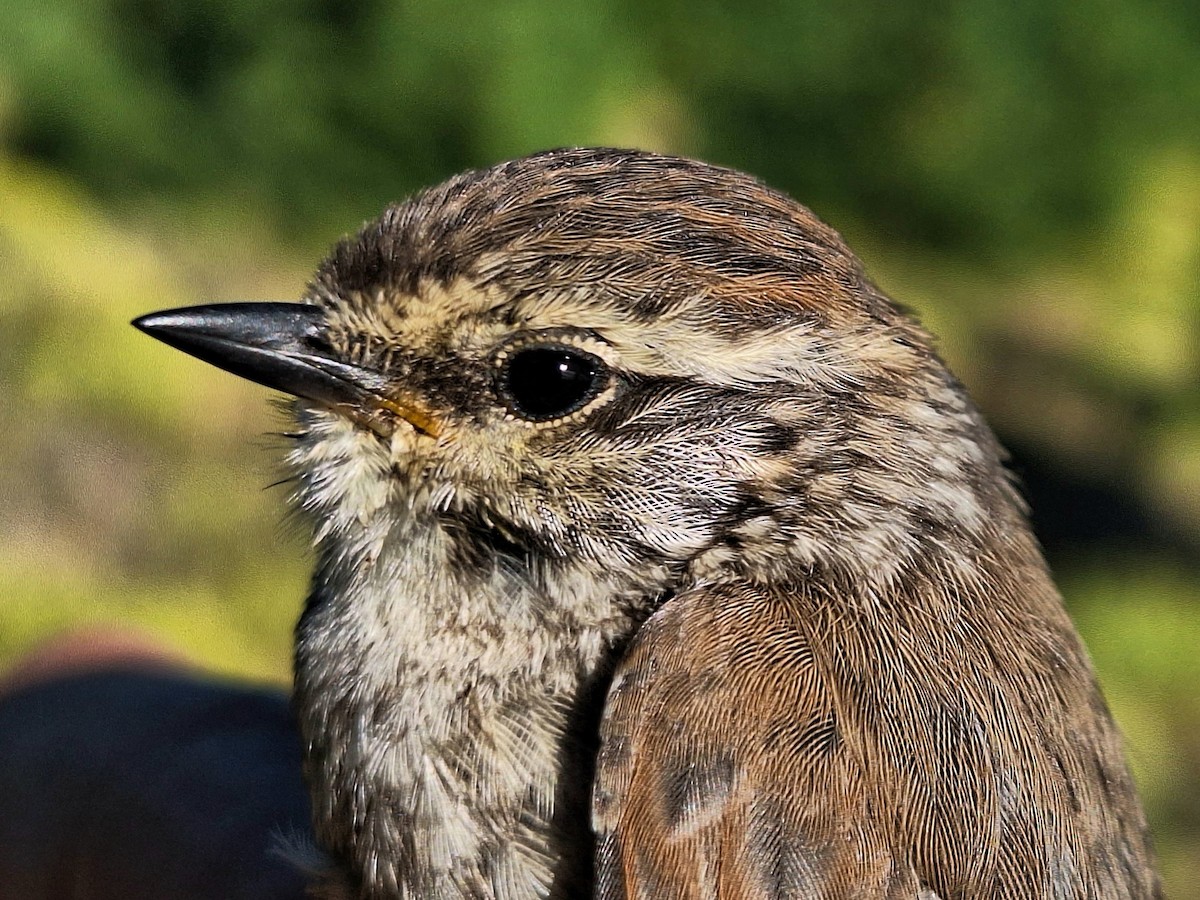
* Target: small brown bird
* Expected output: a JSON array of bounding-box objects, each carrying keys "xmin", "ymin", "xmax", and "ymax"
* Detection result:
[{"xmin": 135, "ymin": 149, "xmax": 1161, "ymax": 899}]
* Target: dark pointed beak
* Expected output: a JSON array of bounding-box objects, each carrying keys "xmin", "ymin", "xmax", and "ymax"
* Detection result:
[{"xmin": 132, "ymin": 303, "xmax": 441, "ymax": 437}]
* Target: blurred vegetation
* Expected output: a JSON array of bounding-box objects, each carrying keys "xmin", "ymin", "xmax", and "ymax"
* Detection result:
[{"xmin": 1, "ymin": 0, "xmax": 1197, "ymax": 891}]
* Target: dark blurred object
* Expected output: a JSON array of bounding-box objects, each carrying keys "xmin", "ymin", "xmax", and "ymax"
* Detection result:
[{"xmin": 0, "ymin": 630, "xmax": 313, "ymax": 900}]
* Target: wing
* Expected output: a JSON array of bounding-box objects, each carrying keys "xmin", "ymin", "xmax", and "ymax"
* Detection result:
[
  {"xmin": 591, "ymin": 572, "xmax": 1161, "ymax": 900},
  {"xmin": 591, "ymin": 582, "xmax": 923, "ymax": 899}
]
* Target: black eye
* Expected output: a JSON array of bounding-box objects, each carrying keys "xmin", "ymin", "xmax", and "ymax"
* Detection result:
[{"xmin": 500, "ymin": 345, "xmax": 606, "ymax": 420}]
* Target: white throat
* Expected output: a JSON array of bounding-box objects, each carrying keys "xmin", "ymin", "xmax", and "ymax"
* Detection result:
[{"xmin": 293, "ymin": 494, "xmax": 642, "ymax": 899}]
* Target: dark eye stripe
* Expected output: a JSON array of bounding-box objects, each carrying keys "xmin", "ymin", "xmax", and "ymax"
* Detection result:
[{"xmin": 500, "ymin": 346, "xmax": 606, "ymax": 420}]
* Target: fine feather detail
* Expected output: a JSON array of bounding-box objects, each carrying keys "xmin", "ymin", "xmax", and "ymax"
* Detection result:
[{"xmin": 594, "ymin": 566, "xmax": 1155, "ymax": 898}]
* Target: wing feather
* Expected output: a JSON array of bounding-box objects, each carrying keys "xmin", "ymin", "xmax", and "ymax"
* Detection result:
[{"xmin": 592, "ymin": 583, "xmax": 912, "ymax": 899}]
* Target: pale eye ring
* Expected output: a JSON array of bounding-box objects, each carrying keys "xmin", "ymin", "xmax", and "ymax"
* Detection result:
[{"xmin": 498, "ymin": 344, "xmax": 608, "ymax": 421}]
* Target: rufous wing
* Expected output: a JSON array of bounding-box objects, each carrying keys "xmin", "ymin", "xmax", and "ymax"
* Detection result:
[{"xmin": 591, "ymin": 582, "xmax": 923, "ymax": 899}]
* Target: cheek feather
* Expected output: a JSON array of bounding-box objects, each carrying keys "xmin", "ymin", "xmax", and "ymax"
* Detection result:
[{"xmin": 288, "ymin": 412, "xmax": 393, "ymax": 528}]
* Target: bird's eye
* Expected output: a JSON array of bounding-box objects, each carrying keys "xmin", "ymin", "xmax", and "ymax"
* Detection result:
[{"xmin": 499, "ymin": 345, "xmax": 606, "ymax": 421}]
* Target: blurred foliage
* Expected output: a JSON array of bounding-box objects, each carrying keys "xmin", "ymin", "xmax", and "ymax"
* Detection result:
[{"xmin": 0, "ymin": 0, "xmax": 1197, "ymax": 892}]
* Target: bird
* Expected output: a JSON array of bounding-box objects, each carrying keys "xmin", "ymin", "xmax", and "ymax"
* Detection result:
[{"xmin": 133, "ymin": 148, "xmax": 1161, "ymax": 899}]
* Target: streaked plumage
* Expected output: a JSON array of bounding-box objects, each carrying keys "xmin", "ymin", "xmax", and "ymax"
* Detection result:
[{"xmin": 135, "ymin": 148, "xmax": 1160, "ymax": 899}]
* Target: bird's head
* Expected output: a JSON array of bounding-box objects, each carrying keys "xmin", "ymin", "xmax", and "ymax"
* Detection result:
[{"xmin": 136, "ymin": 148, "xmax": 1014, "ymax": 599}]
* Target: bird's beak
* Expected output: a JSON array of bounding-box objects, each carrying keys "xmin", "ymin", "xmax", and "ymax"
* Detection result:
[{"xmin": 132, "ymin": 302, "xmax": 441, "ymax": 437}]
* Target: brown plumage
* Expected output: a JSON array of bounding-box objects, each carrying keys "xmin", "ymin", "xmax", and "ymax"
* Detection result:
[{"xmin": 134, "ymin": 148, "xmax": 1160, "ymax": 898}]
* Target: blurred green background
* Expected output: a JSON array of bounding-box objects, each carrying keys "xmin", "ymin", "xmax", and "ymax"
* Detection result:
[{"xmin": 1, "ymin": 0, "xmax": 1197, "ymax": 890}]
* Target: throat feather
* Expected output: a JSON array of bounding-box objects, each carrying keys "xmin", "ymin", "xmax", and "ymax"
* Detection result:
[{"xmin": 294, "ymin": 517, "xmax": 628, "ymax": 899}]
